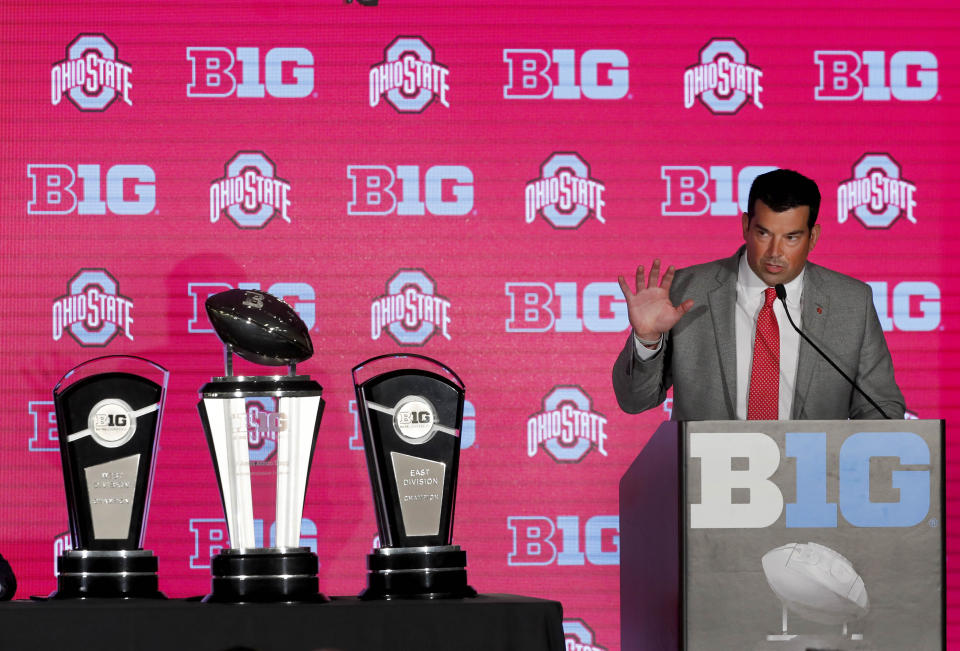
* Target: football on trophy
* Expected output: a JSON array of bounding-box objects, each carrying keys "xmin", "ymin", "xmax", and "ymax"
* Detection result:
[
  {"xmin": 761, "ymin": 542, "xmax": 869, "ymax": 625},
  {"xmin": 205, "ymin": 289, "xmax": 313, "ymax": 366}
]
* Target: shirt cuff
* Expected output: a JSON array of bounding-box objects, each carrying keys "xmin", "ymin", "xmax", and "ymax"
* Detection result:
[{"xmin": 633, "ymin": 332, "xmax": 663, "ymax": 360}]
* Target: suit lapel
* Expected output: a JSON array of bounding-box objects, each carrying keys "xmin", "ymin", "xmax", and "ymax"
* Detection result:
[
  {"xmin": 793, "ymin": 264, "xmax": 829, "ymax": 418},
  {"xmin": 708, "ymin": 254, "xmax": 739, "ymax": 416}
]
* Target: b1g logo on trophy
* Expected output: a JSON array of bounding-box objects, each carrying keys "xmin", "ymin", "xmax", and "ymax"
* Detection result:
[
  {"xmin": 51, "ymin": 355, "xmax": 168, "ymax": 598},
  {"xmin": 353, "ymin": 354, "xmax": 475, "ymax": 599},
  {"xmin": 197, "ymin": 289, "xmax": 325, "ymax": 602}
]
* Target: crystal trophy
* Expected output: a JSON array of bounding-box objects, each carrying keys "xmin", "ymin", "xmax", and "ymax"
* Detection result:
[
  {"xmin": 353, "ymin": 353, "xmax": 475, "ymax": 599},
  {"xmin": 52, "ymin": 355, "xmax": 167, "ymax": 599},
  {"xmin": 198, "ymin": 288, "xmax": 325, "ymax": 602}
]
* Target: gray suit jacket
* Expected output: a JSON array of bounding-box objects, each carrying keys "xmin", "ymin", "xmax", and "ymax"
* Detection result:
[{"xmin": 612, "ymin": 248, "xmax": 905, "ymax": 420}]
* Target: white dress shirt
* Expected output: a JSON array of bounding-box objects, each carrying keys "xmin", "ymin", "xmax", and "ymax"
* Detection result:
[{"xmin": 633, "ymin": 254, "xmax": 805, "ymax": 419}]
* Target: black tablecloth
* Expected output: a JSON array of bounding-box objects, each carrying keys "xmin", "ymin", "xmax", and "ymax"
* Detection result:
[{"xmin": 0, "ymin": 594, "xmax": 564, "ymax": 651}]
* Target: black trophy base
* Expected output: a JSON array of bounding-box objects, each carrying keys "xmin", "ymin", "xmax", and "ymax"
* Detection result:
[
  {"xmin": 361, "ymin": 545, "xmax": 477, "ymax": 600},
  {"xmin": 51, "ymin": 549, "xmax": 164, "ymax": 599},
  {"xmin": 205, "ymin": 547, "xmax": 327, "ymax": 603}
]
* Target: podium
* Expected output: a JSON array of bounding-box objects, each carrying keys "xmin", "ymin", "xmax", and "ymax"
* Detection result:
[{"xmin": 620, "ymin": 420, "xmax": 944, "ymax": 651}]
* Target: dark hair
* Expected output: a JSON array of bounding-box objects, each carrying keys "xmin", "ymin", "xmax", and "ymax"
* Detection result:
[{"xmin": 746, "ymin": 169, "xmax": 821, "ymax": 229}]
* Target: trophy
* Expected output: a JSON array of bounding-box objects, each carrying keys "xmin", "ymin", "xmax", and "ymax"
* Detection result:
[
  {"xmin": 353, "ymin": 353, "xmax": 475, "ymax": 599},
  {"xmin": 198, "ymin": 288, "xmax": 325, "ymax": 602},
  {"xmin": 52, "ymin": 355, "xmax": 167, "ymax": 599}
]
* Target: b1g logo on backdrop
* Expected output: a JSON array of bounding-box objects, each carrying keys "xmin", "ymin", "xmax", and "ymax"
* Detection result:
[
  {"xmin": 29, "ymin": 400, "xmax": 58, "ymax": 452},
  {"xmin": 348, "ymin": 398, "xmax": 477, "ymax": 450},
  {"xmin": 527, "ymin": 386, "xmax": 608, "ymax": 463},
  {"xmin": 525, "ymin": 153, "xmax": 606, "ymax": 228},
  {"xmin": 505, "ymin": 281, "xmax": 626, "ymax": 333},
  {"xmin": 27, "ymin": 164, "xmax": 156, "ymax": 215},
  {"xmin": 187, "ymin": 46, "xmax": 315, "ymax": 98},
  {"xmin": 371, "ymin": 269, "xmax": 451, "ymax": 346},
  {"xmin": 52, "ymin": 269, "xmax": 134, "ymax": 346},
  {"xmin": 51, "ymin": 34, "xmax": 132, "ymax": 111},
  {"xmin": 188, "ymin": 281, "xmax": 316, "ymax": 333},
  {"xmin": 503, "ymin": 48, "xmax": 629, "ymax": 100},
  {"xmin": 507, "ymin": 515, "xmax": 619, "ymax": 566},
  {"xmin": 684, "ymin": 38, "xmax": 763, "ymax": 114},
  {"xmin": 837, "ymin": 153, "xmax": 917, "ymax": 228},
  {"xmin": 815, "ymin": 50, "xmax": 938, "ymax": 101},
  {"xmin": 189, "ymin": 518, "xmax": 317, "ymax": 569},
  {"xmin": 210, "ymin": 151, "xmax": 292, "ymax": 228},
  {"xmin": 347, "ymin": 164, "xmax": 474, "ymax": 216},
  {"xmin": 369, "ymin": 36, "xmax": 449, "ymax": 113},
  {"xmin": 660, "ymin": 164, "xmax": 776, "ymax": 216},
  {"xmin": 563, "ymin": 619, "xmax": 608, "ymax": 651},
  {"xmin": 868, "ymin": 280, "xmax": 941, "ymax": 332}
]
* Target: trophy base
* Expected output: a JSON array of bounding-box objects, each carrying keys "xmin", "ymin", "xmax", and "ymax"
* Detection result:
[
  {"xmin": 205, "ymin": 547, "xmax": 327, "ymax": 603},
  {"xmin": 361, "ymin": 545, "xmax": 477, "ymax": 600},
  {"xmin": 51, "ymin": 550, "xmax": 164, "ymax": 599}
]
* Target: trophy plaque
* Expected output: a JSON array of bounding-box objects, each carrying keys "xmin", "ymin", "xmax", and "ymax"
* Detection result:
[
  {"xmin": 198, "ymin": 288, "xmax": 325, "ymax": 603},
  {"xmin": 353, "ymin": 353, "xmax": 475, "ymax": 599},
  {"xmin": 52, "ymin": 355, "xmax": 167, "ymax": 599}
]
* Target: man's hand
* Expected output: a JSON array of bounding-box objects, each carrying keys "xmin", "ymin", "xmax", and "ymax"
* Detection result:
[{"xmin": 617, "ymin": 259, "xmax": 695, "ymax": 344}]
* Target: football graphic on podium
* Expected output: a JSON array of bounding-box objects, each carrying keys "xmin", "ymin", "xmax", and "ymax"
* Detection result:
[
  {"xmin": 205, "ymin": 289, "xmax": 313, "ymax": 366},
  {"xmin": 761, "ymin": 542, "xmax": 869, "ymax": 625}
]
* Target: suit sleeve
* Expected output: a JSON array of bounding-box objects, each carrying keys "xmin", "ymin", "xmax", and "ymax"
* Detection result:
[
  {"xmin": 612, "ymin": 332, "xmax": 673, "ymax": 414},
  {"xmin": 850, "ymin": 286, "xmax": 906, "ymax": 419}
]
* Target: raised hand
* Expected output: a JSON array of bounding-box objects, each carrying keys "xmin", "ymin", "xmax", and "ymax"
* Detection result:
[{"xmin": 617, "ymin": 259, "xmax": 694, "ymax": 343}]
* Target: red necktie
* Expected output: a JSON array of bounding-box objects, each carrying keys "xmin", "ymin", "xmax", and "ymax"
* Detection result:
[{"xmin": 747, "ymin": 287, "xmax": 779, "ymax": 420}]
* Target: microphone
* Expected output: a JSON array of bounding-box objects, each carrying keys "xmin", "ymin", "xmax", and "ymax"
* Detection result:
[{"xmin": 774, "ymin": 284, "xmax": 890, "ymax": 419}]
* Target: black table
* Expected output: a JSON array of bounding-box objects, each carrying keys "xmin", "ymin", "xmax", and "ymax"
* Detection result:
[{"xmin": 0, "ymin": 594, "xmax": 564, "ymax": 651}]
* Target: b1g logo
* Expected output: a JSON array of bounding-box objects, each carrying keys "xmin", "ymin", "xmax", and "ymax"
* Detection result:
[
  {"xmin": 527, "ymin": 386, "xmax": 608, "ymax": 463},
  {"xmin": 505, "ymin": 281, "xmax": 626, "ymax": 333},
  {"xmin": 684, "ymin": 38, "xmax": 763, "ymax": 114},
  {"xmin": 837, "ymin": 153, "xmax": 917, "ymax": 228},
  {"xmin": 503, "ymin": 49, "xmax": 628, "ymax": 100},
  {"xmin": 27, "ymin": 164, "xmax": 156, "ymax": 215},
  {"xmin": 507, "ymin": 515, "xmax": 619, "ymax": 566},
  {"xmin": 51, "ymin": 34, "xmax": 132, "ymax": 111},
  {"xmin": 189, "ymin": 518, "xmax": 317, "ymax": 569},
  {"xmin": 660, "ymin": 164, "xmax": 777, "ymax": 216},
  {"xmin": 369, "ymin": 37, "xmax": 449, "ymax": 113},
  {"xmin": 371, "ymin": 269, "xmax": 451, "ymax": 346},
  {"xmin": 563, "ymin": 619, "xmax": 608, "ymax": 651},
  {"xmin": 689, "ymin": 431, "xmax": 932, "ymax": 529},
  {"xmin": 188, "ymin": 281, "xmax": 316, "ymax": 333},
  {"xmin": 29, "ymin": 400, "xmax": 58, "ymax": 452},
  {"xmin": 210, "ymin": 151, "xmax": 292, "ymax": 228},
  {"xmin": 187, "ymin": 46, "xmax": 314, "ymax": 98},
  {"xmin": 52, "ymin": 269, "xmax": 134, "ymax": 346},
  {"xmin": 815, "ymin": 50, "xmax": 938, "ymax": 101},
  {"xmin": 348, "ymin": 399, "xmax": 477, "ymax": 450},
  {"xmin": 525, "ymin": 153, "xmax": 606, "ymax": 229},
  {"xmin": 868, "ymin": 280, "xmax": 941, "ymax": 332},
  {"xmin": 347, "ymin": 165, "xmax": 474, "ymax": 216}
]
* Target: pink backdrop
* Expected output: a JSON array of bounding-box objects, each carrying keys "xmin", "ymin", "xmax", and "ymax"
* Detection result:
[{"xmin": 1, "ymin": 2, "xmax": 957, "ymax": 649}]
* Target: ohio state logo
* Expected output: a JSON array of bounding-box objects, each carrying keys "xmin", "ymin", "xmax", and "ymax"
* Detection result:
[
  {"xmin": 371, "ymin": 269, "xmax": 451, "ymax": 346},
  {"xmin": 525, "ymin": 153, "xmax": 606, "ymax": 229},
  {"xmin": 563, "ymin": 619, "xmax": 608, "ymax": 651},
  {"xmin": 51, "ymin": 34, "xmax": 132, "ymax": 111},
  {"xmin": 52, "ymin": 269, "xmax": 134, "ymax": 346},
  {"xmin": 243, "ymin": 397, "xmax": 282, "ymax": 464},
  {"xmin": 210, "ymin": 151, "xmax": 291, "ymax": 229},
  {"xmin": 369, "ymin": 36, "xmax": 449, "ymax": 113},
  {"xmin": 527, "ymin": 386, "xmax": 608, "ymax": 463},
  {"xmin": 837, "ymin": 153, "xmax": 917, "ymax": 228},
  {"xmin": 684, "ymin": 38, "xmax": 763, "ymax": 114}
]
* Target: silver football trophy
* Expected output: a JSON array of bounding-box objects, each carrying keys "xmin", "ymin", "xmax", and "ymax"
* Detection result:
[
  {"xmin": 198, "ymin": 288, "xmax": 325, "ymax": 602},
  {"xmin": 353, "ymin": 353, "xmax": 475, "ymax": 599},
  {"xmin": 52, "ymin": 355, "xmax": 168, "ymax": 598}
]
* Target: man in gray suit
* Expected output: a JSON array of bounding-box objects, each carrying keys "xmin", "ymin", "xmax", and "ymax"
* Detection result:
[{"xmin": 613, "ymin": 169, "xmax": 904, "ymax": 420}]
